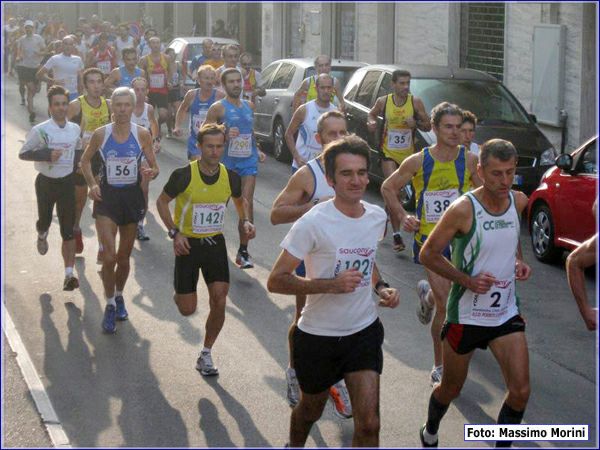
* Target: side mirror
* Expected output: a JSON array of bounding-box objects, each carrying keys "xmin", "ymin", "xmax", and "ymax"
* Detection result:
[
  {"xmin": 529, "ymin": 113, "xmax": 537, "ymax": 123},
  {"xmin": 555, "ymin": 153, "xmax": 573, "ymax": 171}
]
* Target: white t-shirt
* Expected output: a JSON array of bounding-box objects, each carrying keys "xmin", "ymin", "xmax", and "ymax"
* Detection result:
[
  {"xmin": 280, "ymin": 200, "xmax": 387, "ymax": 336},
  {"xmin": 293, "ymin": 100, "xmax": 337, "ymax": 169},
  {"xmin": 115, "ymin": 36, "xmax": 134, "ymax": 65},
  {"xmin": 43, "ymin": 53, "xmax": 84, "ymax": 94},
  {"xmin": 20, "ymin": 119, "xmax": 81, "ymax": 178},
  {"xmin": 17, "ymin": 34, "xmax": 46, "ymax": 68}
]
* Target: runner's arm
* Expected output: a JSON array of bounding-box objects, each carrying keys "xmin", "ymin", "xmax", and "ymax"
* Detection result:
[
  {"xmin": 174, "ymin": 89, "xmax": 194, "ymax": 131},
  {"xmin": 80, "ymin": 128, "xmax": 103, "ymax": 197},
  {"xmin": 104, "ymin": 67, "xmax": 120, "ymax": 92},
  {"xmin": 66, "ymin": 99, "xmax": 81, "ymax": 123},
  {"xmin": 367, "ymin": 96, "xmax": 386, "ymax": 133},
  {"xmin": 147, "ymin": 104, "xmax": 160, "ymax": 140},
  {"xmin": 566, "ymin": 234, "xmax": 598, "ymax": 331},
  {"xmin": 372, "ymin": 264, "xmax": 400, "ymax": 308},
  {"xmin": 156, "ymin": 191, "xmax": 176, "ymax": 231},
  {"xmin": 466, "ymin": 151, "xmax": 483, "ymax": 188},
  {"xmin": 381, "ymin": 154, "xmax": 421, "ymax": 226},
  {"xmin": 333, "ymin": 77, "xmax": 345, "ymax": 112},
  {"xmin": 292, "ymin": 78, "xmax": 309, "ymax": 112},
  {"xmin": 138, "ymin": 128, "xmax": 159, "ymax": 178},
  {"xmin": 19, "ymin": 128, "xmax": 62, "ymax": 162},
  {"xmin": 203, "ymin": 101, "xmax": 224, "ymax": 125},
  {"xmin": 270, "ymin": 167, "xmax": 315, "ymax": 225},
  {"xmin": 285, "ymin": 105, "xmax": 307, "ymax": 167},
  {"xmin": 413, "ymin": 97, "xmax": 432, "ymax": 132}
]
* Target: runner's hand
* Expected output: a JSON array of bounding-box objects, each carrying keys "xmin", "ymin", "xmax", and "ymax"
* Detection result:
[
  {"xmin": 378, "ymin": 287, "xmax": 400, "ymax": 308},
  {"xmin": 367, "ymin": 119, "xmax": 377, "ymax": 133},
  {"xmin": 467, "ymin": 272, "xmax": 496, "ymax": 294},
  {"xmin": 243, "ymin": 221, "xmax": 256, "ymax": 240},
  {"xmin": 88, "ymin": 185, "xmax": 102, "ymax": 201},
  {"xmin": 515, "ymin": 259, "xmax": 531, "ymax": 281},
  {"xmin": 294, "ymin": 155, "xmax": 307, "ymax": 168},
  {"xmin": 173, "ymin": 233, "xmax": 191, "ymax": 256},
  {"xmin": 258, "ymin": 150, "xmax": 266, "ymax": 163},
  {"xmin": 404, "ymin": 117, "xmax": 417, "ymax": 129},
  {"xmin": 582, "ymin": 307, "xmax": 598, "ymax": 331},
  {"xmin": 330, "ymin": 268, "xmax": 363, "ymax": 293},
  {"xmin": 228, "ymin": 127, "xmax": 240, "ymax": 139},
  {"xmin": 173, "ymin": 127, "xmax": 183, "ymax": 137},
  {"xmin": 141, "ymin": 166, "xmax": 158, "ymax": 179},
  {"xmin": 49, "ymin": 149, "xmax": 62, "ymax": 162},
  {"xmin": 402, "ymin": 215, "xmax": 420, "ymax": 232},
  {"xmin": 153, "ymin": 140, "xmax": 161, "ymax": 154}
]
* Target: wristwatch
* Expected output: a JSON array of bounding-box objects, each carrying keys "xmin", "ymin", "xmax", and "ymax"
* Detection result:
[{"xmin": 168, "ymin": 228, "xmax": 179, "ymax": 239}]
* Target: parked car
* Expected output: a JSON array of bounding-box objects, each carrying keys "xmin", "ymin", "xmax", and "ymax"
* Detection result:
[
  {"xmin": 253, "ymin": 58, "xmax": 367, "ymax": 161},
  {"xmin": 527, "ymin": 136, "xmax": 597, "ymax": 263},
  {"xmin": 167, "ymin": 37, "xmax": 240, "ymax": 91},
  {"xmin": 343, "ymin": 64, "xmax": 558, "ymax": 195}
]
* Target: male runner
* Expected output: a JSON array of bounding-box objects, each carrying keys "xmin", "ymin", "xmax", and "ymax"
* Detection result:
[
  {"xmin": 285, "ymin": 73, "xmax": 338, "ymax": 170},
  {"xmin": 418, "ymin": 139, "xmax": 532, "ymax": 448},
  {"xmin": 85, "ymin": 32, "xmax": 116, "ymax": 75},
  {"xmin": 381, "ymin": 102, "xmax": 481, "ymax": 386},
  {"xmin": 292, "ymin": 55, "xmax": 345, "ymax": 112},
  {"xmin": 15, "ymin": 20, "xmax": 46, "ymax": 123},
  {"xmin": 460, "ymin": 110, "xmax": 480, "ymax": 155},
  {"xmin": 156, "ymin": 123, "xmax": 255, "ymax": 376},
  {"xmin": 114, "ymin": 25, "xmax": 134, "ymax": 67},
  {"xmin": 272, "ymin": 110, "xmax": 353, "ymax": 417},
  {"xmin": 37, "ymin": 35, "xmax": 84, "ymax": 102},
  {"xmin": 80, "ymin": 86, "xmax": 159, "ymax": 334},
  {"xmin": 268, "ymin": 135, "xmax": 400, "ymax": 447},
  {"xmin": 104, "ymin": 47, "xmax": 145, "ymax": 93},
  {"xmin": 204, "ymin": 68, "xmax": 264, "ymax": 269},
  {"xmin": 239, "ymin": 52, "xmax": 265, "ymax": 102},
  {"xmin": 189, "ymin": 38, "xmax": 213, "ymax": 81},
  {"xmin": 67, "ymin": 68, "xmax": 111, "ymax": 255},
  {"xmin": 173, "ymin": 65, "xmax": 224, "ymax": 160},
  {"xmin": 367, "ymin": 69, "xmax": 431, "ymax": 252},
  {"xmin": 19, "ymin": 85, "xmax": 81, "ymax": 290}
]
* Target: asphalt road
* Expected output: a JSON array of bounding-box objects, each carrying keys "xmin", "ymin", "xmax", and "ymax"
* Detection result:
[{"xmin": 2, "ymin": 79, "xmax": 597, "ymax": 448}]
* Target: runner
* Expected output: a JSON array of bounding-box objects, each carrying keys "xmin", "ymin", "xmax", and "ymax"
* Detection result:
[
  {"xmin": 104, "ymin": 47, "xmax": 145, "ymax": 94},
  {"xmin": 292, "ymin": 55, "xmax": 345, "ymax": 112},
  {"xmin": 239, "ymin": 52, "xmax": 265, "ymax": 102},
  {"xmin": 268, "ymin": 135, "xmax": 400, "ymax": 447},
  {"xmin": 272, "ymin": 110, "xmax": 353, "ymax": 418},
  {"xmin": 285, "ymin": 74, "xmax": 338, "ymax": 171},
  {"xmin": 19, "ymin": 85, "xmax": 81, "ymax": 291},
  {"xmin": 67, "ymin": 68, "xmax": 112, "ymax": 256},
  {"xmin": 15, "ymin": 20, "xmax": 46, "ymax": 123},
  {"xmin": 417, "ymin": 139, "xmax": 532, "ymax": 448},
  {"xmin": 381, "ymin": 102, "xmax": 481, "ymax": 387},
  {"xmin": 165, "ymin": 47, "xmax": 183, "ymax": 138},
  {"xmin": 139, "ymin": 36, "xmax": 173, "ymax": 138},
  {"xmin": 215, "ymin": 44, "xmax": 241, "ymax": 86},
  {"xmin": 114, "ymin": 24, "xmax": 135, "ymax": 66},
  {"xmin": 367, "ymin": 69, "xmax": 431, "ymax": 253},
  {"xmin": 156, "ymin": 123, "xmax": 255, "ymax": 376},
  {"xmin": 173, "ymin": 65, "xmax": 224, "ymax": 160},
  {"xmin": 79, "ymin": 86, "xmax": 159, "ymax": 334},
  {"xmin": 188, "ymin": 38, "xmax": 213, "ymax": 81},
  {"xmin": 460, "ymin": 110, "xmax": 479, "ymax": 155},
  {"xmin": 130, "ymin": 76, "xmax": 161, "ymax": 241},
  {"xmin": 85, "ymin": 32, "xmax": 116, "ymax": 76},
  {"xmin": 204, "ymin": 68, "xmax": 265, "ymax": 269},
  {"xmin": 37, "ymin": 35, "xmax": 84, "ymax": 102}
]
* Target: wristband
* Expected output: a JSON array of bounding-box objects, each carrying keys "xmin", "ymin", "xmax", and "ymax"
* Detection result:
[{"xmin": 374, "ymin": 280, "xmax": 390, "ymax": 295}]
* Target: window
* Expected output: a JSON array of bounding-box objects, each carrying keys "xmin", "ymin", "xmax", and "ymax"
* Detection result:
[
  {"xmin": 335, "ymin": 3, "xmax": 355, "ymax": 59},
  {"xmin": 579, "ymin": 140, "xmax": 597, "ymax": 175},
  {"xmin": 270, "ymin": 63, "xmax": 296, "ymax": 89},
  {"xmin": 376, "ymin": 73, "xmax": 392, "ymax": 99},
  {"xmin": 355, "ymin": 71, "xmax": 382, "ymax": 108},
  {"xmin": 304, "ymin": 66, "xmax": 361, "ymax": 92},
  {"xmin": 260, "ymin": 62, "xmax": 280, "ymax": 89}
]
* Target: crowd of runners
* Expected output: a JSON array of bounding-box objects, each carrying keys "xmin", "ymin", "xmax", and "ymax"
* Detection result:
[{"xmin": 8, "ymin": 12, "xmax": 596, "ymax": 449}]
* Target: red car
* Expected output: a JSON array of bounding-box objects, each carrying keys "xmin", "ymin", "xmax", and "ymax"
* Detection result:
[{"xmin": 528, "ymin": 136, "xmax": 597, "ymax": 263}]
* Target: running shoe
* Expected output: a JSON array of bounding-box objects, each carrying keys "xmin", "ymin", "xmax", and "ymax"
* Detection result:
[
  {"xmin": 96, "ymin": 249, "xmax": 104, "ymax": 265},
  {"xmin": 63, "ymin": 275, "xmax": 79, "ymax": 291},
  {"xmin": 20, "ymin": 97, "xmax": 25, "ymax": 106},
  {"xmin": 102, "ymin": 304, "xmax": 117, "ymax": 334},
  {"xmin": 137, "ymin": 224, "xmax": 150, "ymax": 241},
  {"xmin": 74, "ymin": 228, "xmax": 84, "ymax": 254},
  {"xmin": 196, "ymin": 351, "xmax": 219, "ymax": 376},
  {"xmin": 430, "ymin": 365, "xmax": 443, "ymax": 388},
  {"xmin": 29, "ymin": 112, "xmax": 36, "ymax": 124},
  {"xmin": 329, "ymin": 380, "xmax": 353, "ymax": 419},
  {"xmin": 416, "ymin": 280, "xmax": 434, "ymax": 325},
  {"xmin": 286, "ymin": 367, "xmax": 300, "ymax": 407},
  {"xmin": 115, "ymin": 295, "xmax": 129, "ymax": 321},
  {"xmin": 419, "ymin": 424, "xmax": 438, "ymax": 447},
  {"xmin": 37, "ymin": 234, "xmax": 48, "ymax": 255},
  {"xmin": 235, "ymin": 250, "xmax": 254, "ymax": 269},
  {"xmin": 393, "ymin": 233, "xmax": 406, "ymax": 252},
  {"xmin": 166, "ymin": 130, "xmax": 173, "ymax": 138}
]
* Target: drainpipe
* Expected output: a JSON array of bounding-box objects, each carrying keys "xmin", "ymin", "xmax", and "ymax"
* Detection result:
[{"xmin": 559, "ymin": 109, "xmax": 568, "ymax": 154}]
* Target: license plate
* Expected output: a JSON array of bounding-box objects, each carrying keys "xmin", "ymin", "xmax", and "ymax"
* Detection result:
[{"xmin": 513, "ymin": 174, "xmax": 523, "ymax": 186}]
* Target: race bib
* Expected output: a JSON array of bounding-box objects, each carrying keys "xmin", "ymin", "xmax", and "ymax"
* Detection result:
[
  {"xmin": 228, "ymin": 134, "xmax": 253, "ymax": 158},
  {"xmin": 192, "ymin": 111, "xmax": 208, "ymax": 134},
  {"xmin": 387, "ymin": 129, "xmax": 412, "ymax": 150},
  {"xmin": 334, "ymin": 247, "xmax": 376, "ymax": 290},
  {"xmin": 470, "ymin": 279, "xmax": 513, "ymax": 321},
  {"xmin": 149, "ymin": 73, "xmax": 165, "ymax": 89},
  {"xmin": 423, "ymin": 189, "xmax": 459, "ymax": 223},
  {"xmin": 97, "ymin": 60, "xmax": 111, "ymax": 74},
  {"xmin": 54, "ymin": 146, "xmax": 75, "ymax": 167},
  {"xmin": 192, "ymin": 203, "xmax": 226, "ymax": 234},
  {"xmin": 106, "ymin": 157, "xmax": 138, "ymax": 185}
]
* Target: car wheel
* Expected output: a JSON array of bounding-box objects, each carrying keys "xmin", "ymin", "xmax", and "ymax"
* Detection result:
[
  {"xmin": 399, "ymin": 183, "xmax": 416, "ymax": 212},
  {"xmin": 530, "ymin": 203, "xmax": 562, "ymax": 263},
  {"xmin": 272, "ymin": 120, "xmax": 291, "ymax": 162}
]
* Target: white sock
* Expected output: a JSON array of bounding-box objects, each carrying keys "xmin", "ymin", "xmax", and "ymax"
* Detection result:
[
  {"xmin": 98, "ymin": 243, "xmax": 104, "ymax": 251},
  {"xmin": 138, "ymin": 219, "xmax": 144, "ymax": 227},
  {"xmin": 38, "ymin": 231, "xmax": 48, "ymax": 239},
  {"xmin": 65, "ymin": 267, "xmax": 74, "ymax": 277},
  {"xmin": 201, "ymin": 347, "xmax": 211, "ymax": 354},
  {"xmin": 115, "ymin": 290, "xmax": 122, "ymax": 298},
  {"xmin": 287, "ymin": 367, "xmax": 296, "ymax": 376},
  {"xmin": 423, "ymin": 428, "xmax": 438, "ymax": 444},
  {"xmin": 106, "ymin": 296, "xmax": 116, "ymax": 307},
  {"xmin": 393, "ymin": 231, "xmax": 402, "ymax": 237}
]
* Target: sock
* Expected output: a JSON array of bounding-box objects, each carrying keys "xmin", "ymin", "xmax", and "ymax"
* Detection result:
[
  {"xmin": 138, "ymin": 219, "xmax": 144, "ymax": 227},
  {"xmin": 38, "ymin": 231, "xmax": 48, "ymax": 239},
  {"xmin": 115, "ymin": 290, "xmax": 122, "ymax": 299},
  {"xmin": 496, "ymin": 402, "xmax": 525, "ymax": 447},
  {"xmin": 238, "ymin": 244, "xmax": 248, "ymax": 253},
  {"xmin": 393, "ymin": 231, "xmax": 402, "ymax": 237},
  {"xmin": 98, "ymin": 243, "xmax": 104, "ymax": 251},
  {"xmin": 201, "ymin": 347, "xmax": 211, "ymax": 354},
  {"xmin": 65, "ymin": 267, "xmax": 74, "ymax": 277},
  {"xmin": 106, "ymin": 296, "xmax": 116, "ymax": 307},
  {"xmin": 425, "ymin": 393, "xmax": 450, "ymax": 435}
]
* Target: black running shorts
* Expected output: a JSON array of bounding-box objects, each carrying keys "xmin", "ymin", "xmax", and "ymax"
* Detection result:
[
  {"xmin": 293, "ymin": 318, "xmax": 384, "ymax": 394},
  {"xmin": 93, "ymin": 183, "xmax": 145, "ymax": 226},
  {"xmin": 17, "ymin": 66, "xmax": 38, "ymax": 83},
  {"xmin": 35, "ymin": 172, "xmax": 75, "ymax": 241},
  {"xmin": 174, "ymin": 233, "xmax": 230, "ymax": 294},
  {"xmin": 441, "ymin": 315, "xmax": 526, "ymax": 355},
  {"xmin": 148, "ymin": 92, "xmax": 168, "ymax": 110}
]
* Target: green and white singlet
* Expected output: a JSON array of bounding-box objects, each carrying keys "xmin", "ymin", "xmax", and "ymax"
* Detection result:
[{"xmin": 446, "ymin": 191, "xmax": 521, "ymax": 326}]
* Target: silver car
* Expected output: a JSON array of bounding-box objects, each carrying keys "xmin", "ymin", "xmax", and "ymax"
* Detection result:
[{"xmin": 254, "ymin": 58, "xmax": 367, "ymax": 161}]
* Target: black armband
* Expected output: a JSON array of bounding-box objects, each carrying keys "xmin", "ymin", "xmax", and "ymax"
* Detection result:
[{"xmin": 374, "ymin": 280, "xmax": 390, "ymax": 295}]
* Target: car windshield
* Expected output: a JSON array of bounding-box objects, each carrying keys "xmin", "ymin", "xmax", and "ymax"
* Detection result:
[
  {"xmin": 186, "ymin": 43, "xmax": 226, "ymax": 61},
  {"xmin": 304, "ymin": 67, "xmax": 358, "ymax": 91},
  {"xmin": 410, "ymin": 79, "xmax": 531, "ymax": 126}
]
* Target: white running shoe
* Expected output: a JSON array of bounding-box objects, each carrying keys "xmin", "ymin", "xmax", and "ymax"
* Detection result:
[
  {"xmin": 196, "ymin": 351, "xmax": 219, "ymax": 376},
  {"xmin": 286, "ymin": 367, "xmax": 300, "ymax": 407},
  {"xmin": 430, "ymin": 365, "xmax": 443, "ymax": 388},
  {"xmin": 329, "ymin": 380, "xmax": 352, "ymax": 419},
  {"xmin": 416, "ymin": 280, "xmax": 434, "ymax": 325}
]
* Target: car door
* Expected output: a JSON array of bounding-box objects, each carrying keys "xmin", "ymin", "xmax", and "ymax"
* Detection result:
[
  {"xmin": 554, "ymin": 139, "xmax": 597, "ymax": 245},
  {"xmin": 263, "ymin": 63, "xmax": 297, "ymax": 138},
  {"xmin": 253, "ymin": 62, "xmax": 280, "ymax": 137}
]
